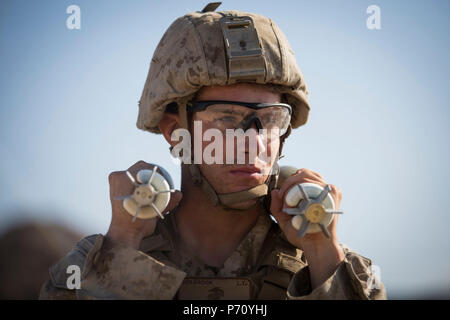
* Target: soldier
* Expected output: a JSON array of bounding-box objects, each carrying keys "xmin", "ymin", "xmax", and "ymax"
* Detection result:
[{"xmin": 40, "ymin": 3, "xmax": 386, "ymax": 300}]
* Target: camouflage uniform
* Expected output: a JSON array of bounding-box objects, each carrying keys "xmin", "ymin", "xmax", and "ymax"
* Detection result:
[
  {"xmin": 40, "ymin": 5, "xmax": 387, "ymax": 300},
  {"xmin": 40, "ymin": 211, "xmax": 386, "ymax": 300}
]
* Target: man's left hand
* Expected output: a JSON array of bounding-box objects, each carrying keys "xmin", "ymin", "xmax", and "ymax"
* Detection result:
[
  {"xmin": 270, "ymin": 168, "xmax": 342, "ymax": 248},
  {"xmin": 269, "ymin": 168, "xmax": 345, "ymax": 290}
]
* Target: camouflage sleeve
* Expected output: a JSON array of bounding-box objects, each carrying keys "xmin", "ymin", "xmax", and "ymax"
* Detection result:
[
  {"xmin": 286, "ymin": 245, "xmax": 387, "ymax": 300},
  {"xmin": 39, "ymin": 279, "xmax": 77, "ymax": 300},
  {"xmin": 39, "ymin": 234, "xmax": 100, "ymax": 300},
  {"xmin": 39, "ymin": 234, "xmax": 186, "ymax": 300}
]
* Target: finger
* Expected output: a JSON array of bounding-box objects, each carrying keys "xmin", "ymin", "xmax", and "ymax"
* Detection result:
[
  {"xmin": 296, "ymin": 169, "xmax": 327, "ymax": 186},
  {"xmin": 108, "ymin": 170, "xmax": 122, "ymax": 186},
  {"xmin": 270, "ymin": 190, "xmax": 291, "ymax": 230},
  {"xmin": 330, "ymin": 212, "xmax": 339, "ymax": 227},
  {"xmin": 108, "ymin": 162, "xmax": 159, "ymax": 202},
  {"xmin": 278, "ymin": 169, "xmax": 326, "ymax": 198},
  {"xmin": 329, "ymin": 184, "xmax": 342, "ymax": 208},
  {"xmin": 127, "ymin": 160, "xmax": 157, "ymax": 178},
  {"xmin": 300, "ymin": 168, "xmax": 325, "ymax": 181},
  {"xmin": 108, "ymin": 171, "xmax": 135, "ymax": 199},
  {"xmin": 279, "ymin": 177, "xmax": 326, "ymax": 207},
  {"xmin": 269, "ymin": 189, "xmax": 282, "ymax": 213},
  {"xmin": 325, "ymin": 210, "xmax": 339, "ymax": 240},
  {"xmin": 114, "ymin": 161, "xmax": 163, "ymax": 191}
]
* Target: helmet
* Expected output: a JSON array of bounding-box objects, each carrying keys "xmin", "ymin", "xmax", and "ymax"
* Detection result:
[
  {"xmin": 136, "ymin": 3, "xmax": 310, "ymax": 209},
  {"xmin": 137, "ymin": 3, "xmax": 310, "ymax": 133}
]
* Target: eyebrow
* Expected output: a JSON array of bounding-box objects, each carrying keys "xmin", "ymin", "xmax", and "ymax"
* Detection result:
[{"xmin": 212, "ymin": 107, "xmax": 247, "ymax": 116}]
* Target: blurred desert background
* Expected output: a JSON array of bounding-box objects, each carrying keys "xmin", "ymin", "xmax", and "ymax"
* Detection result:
[{"xmin": 1, "ymin": 0, "xmax": 449, "ymax": 299}]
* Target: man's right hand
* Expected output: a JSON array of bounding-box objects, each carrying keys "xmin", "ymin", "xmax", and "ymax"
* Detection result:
[{"xmin": 105, "ymin": 160, "xmax": 182, "ymax": 249}]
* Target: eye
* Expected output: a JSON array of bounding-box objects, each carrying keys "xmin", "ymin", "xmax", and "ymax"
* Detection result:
[{"xmin": 261, "ymin": 114, "xmax": 277, "ymax": 125}]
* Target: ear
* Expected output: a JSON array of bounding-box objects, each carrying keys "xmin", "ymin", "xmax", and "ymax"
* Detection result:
[{"xmin": 158, "ymin": 112, "xmax": 181, "ymax": 147}]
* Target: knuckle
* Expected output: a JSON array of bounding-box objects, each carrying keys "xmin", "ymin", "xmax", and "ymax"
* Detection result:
[
  {"xmin": 132, "ymin": 160, "xmax": 148, "ymax": 168},
  {"xmin": 293, "ymin": 169, "xmax": 307, "ymax": 179},
  {"xmin": 108, "ymin": 171, "xmax": 121, "ymax": 182},
  {"xmin": 127, "ymin": 160, "xmax": 151, "ymax": 172},
  {"xmin": 297, "ymin": 168, "xmax": 322, "ymax": 179},
  {"xmin": 135, "ymin": 160, "xmax": 147, "ymax": 166},
  {"xmin": 313, "ymin": 171, "xmax": 324, "ymax": 178},
  {"xmin": 330, "ymin": 184, "xmax": 342, "ymax": 196}
]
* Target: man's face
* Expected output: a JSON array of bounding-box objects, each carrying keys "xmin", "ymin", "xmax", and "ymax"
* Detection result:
[{"xmin": 192, "ymin": 83, "xmax": 282, "ymax": 209}]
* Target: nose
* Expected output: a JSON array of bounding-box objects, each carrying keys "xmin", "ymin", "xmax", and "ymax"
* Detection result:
[
  {"xmin": 244, "ymin": 117, "xmax": 263, "ymax": 132},
  {"xmin": 245, "ymin": 123, "xmax": 266, "ymax": 160}
]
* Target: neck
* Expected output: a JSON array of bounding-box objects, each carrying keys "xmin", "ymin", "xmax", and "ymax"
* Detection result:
[{"xmin": 174, "ymin": 166, "xmax": 262, "ymax": 267}]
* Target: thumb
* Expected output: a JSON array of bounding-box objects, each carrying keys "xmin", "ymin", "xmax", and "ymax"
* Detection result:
[
  {"xmin": 269, "ymin": 189, "xmax": 282, "ymax": 214},
  {"xmin": 270, "ymin": 189, "xmax": 291, "ymax": 230},
  {"xmin": 165, "ymin": 190, "xmax": 183, "ymax": 213}
]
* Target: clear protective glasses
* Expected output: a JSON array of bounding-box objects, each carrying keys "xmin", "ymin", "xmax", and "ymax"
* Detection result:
[{"xmin": 188, "ymin": 100, "xmax": 292, "ymax": 136}]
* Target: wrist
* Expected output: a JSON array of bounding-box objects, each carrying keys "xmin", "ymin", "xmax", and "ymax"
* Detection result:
[
  {"xmin": 302, "ymin": 239, "xmax": 344, "ymax": 264},
  {"xmin": 302, "ymin": 241, "xmax": 345, "ymax": 290},
  {"xmin": 106, "ymin": 226, "xmax": 143, "ymax": 249}
]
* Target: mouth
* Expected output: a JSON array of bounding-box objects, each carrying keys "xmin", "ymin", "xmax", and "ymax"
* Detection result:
[
  {"xmin": 225, "ymin": 166, "xmax": 268, "ymax": 193},
  {"xmin": 229, "ymin": 166, "xmax": 263, "ymax": 177}
]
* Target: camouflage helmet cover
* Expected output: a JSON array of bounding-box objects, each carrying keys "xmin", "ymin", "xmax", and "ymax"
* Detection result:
[{"xmin": 137, "ymin": 9, "xmax": 310, "ymax": 134}]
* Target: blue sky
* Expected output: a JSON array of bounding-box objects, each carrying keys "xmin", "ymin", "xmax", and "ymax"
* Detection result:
[{"xmin": 1, "ymin": 0, "xmax": 449, "ymax": 298}]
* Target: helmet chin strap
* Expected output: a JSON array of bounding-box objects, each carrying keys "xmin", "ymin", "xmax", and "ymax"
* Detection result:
[
  {"xmin": 188, "ymin": 164, "xmax": 270, "ymax": 209},
  {"xmin": 177, "ymin": 101, "xmax": 291, "ymax": 210}
]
